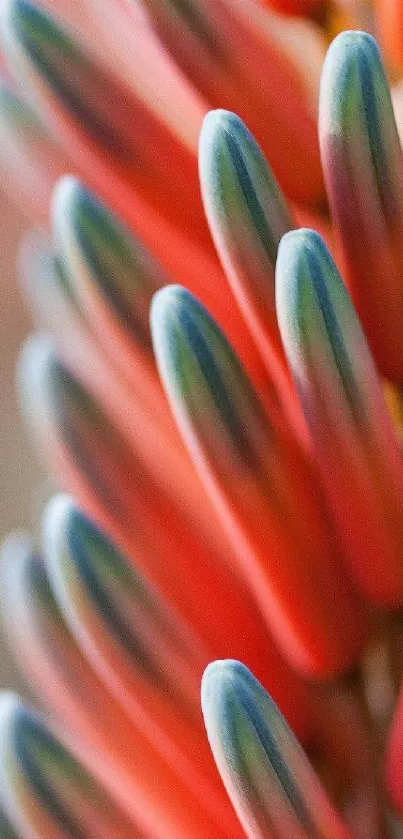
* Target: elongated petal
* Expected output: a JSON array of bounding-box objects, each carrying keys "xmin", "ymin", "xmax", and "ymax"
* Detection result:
[
  {"xmin": 276, "ymin": 228, "xmax": 403, "ymax": 606},
  {"xmin": 202, "ymin": 660, "xmax": 352, "ymax": 839},
  {"xmin": 53, "ymin": 175, "xmax": 165, "ymax": 353},
  {"xmin": 0, "ymin": 540, "xmax": 241, "ymax": 839},
  {"xmin": 42, "ymin": 495, "xmax": 215, "ymax": 769},
  {"xmin": 199, "ymin": 110, "xmax": 305, "ymax": 438},
  {"xmin": 151, "ymin": 285, "xmax": 366, "ymax": 676},
  {"xmin": 52, "ymin": 176, "xmax": 168, "ymax": 404},
  {"xmin": 0, "ymin": 0, "xmax": 209, "ymax": 248},
  {"xmin": 0, "ymin": 78, "xmax": 68, "ymax": 227},
  {"xmin": 136, "ymin": 0, "xmax": 324, "ymax": 203},
  {"xmin": 0, "ymin": 694, "xmax": 141, "ymax": 838},
  {"xmin": 319, "ymin": 30, "xmax": 403, "ymax": 381}
]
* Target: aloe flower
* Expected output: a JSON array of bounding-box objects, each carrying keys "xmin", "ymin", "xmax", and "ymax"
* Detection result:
[{"xmin": 2, "ymin": 0, "xmax": 403, "ymax": 837}]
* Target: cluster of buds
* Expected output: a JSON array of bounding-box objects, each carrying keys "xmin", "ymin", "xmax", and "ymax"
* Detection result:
[{"xmin": 1, "ymin": 1, "xmax": 403, "ymax": 838}]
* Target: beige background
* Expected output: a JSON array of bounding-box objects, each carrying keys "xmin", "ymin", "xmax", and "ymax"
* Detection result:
[{"xmin": 0, "ymin": 192, "xmax": 42, "ymax": 690}]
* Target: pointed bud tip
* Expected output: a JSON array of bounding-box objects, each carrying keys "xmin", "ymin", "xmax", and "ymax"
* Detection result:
[
  {"xmin": 327, "ymin": 28, "xmax": 380, "ymax": 62},
  {"xmin": 17, "ymin": 332, "xmax": 59, "ymax": 399},
  {"xmin": 320, "ymin": 29, "xmax": 385, "ymax": 121},
  {"xmin": 151, "ymin": 284, "xmax": 192, "ymax": 337},
  {"xmin": 201, "ymin": 659, "xmax": 276, "ymax": 734},
  {"xmin": 199, "ymin": 107, "xmax": 262, "ymax": 185},
  {"xmin": 42, "ymin": 493, "xmax": 77, "ymax": 555},
  {"xmin": 201, "ymin": 659, "xmax": 250, "ymax": 713},
  {"xmin": 200, "ymin": 109, "xmax": 244, "ymax": 145},
  {"xmin": 42, "ymin": 494, "xmax": 110, "ymax": 588},
  {"xmin": 202, "ymin": 658, "xmax": 246, "ymax": 690},
  {"xmin": 279, "ymin": 227, "xmax": 319, "ymax": 250},
  {"xmin": 276, "ymin": 227, "xmax": 326, "ymax": 288},
  {"xmin": 52, "ymin": 177, "xmax": 105, "ymax": 264},
  {"xmin": 276, "ymin": 227, "xmax": 344, "ymax": 350},
  {"xmin": 151, "ymin": 283, "xmax": 226, "ymax": 403},
  {"xmin": 52, "ymin": 174, "xmax": 84, "ymax": 229},
  {"xmin": 17, "ymin": 333, "xmax": 54, "ymax": 399}
]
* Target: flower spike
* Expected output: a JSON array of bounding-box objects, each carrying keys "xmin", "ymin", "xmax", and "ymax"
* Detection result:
[
  {"xmin": 276, "ymin": 228, "xmax": 403, "ymax": 606},
  {"xmin": 0, "ymin": 694, "xmax": 140, "ymax": 838},
  {"xmin": 201, "ymin": 660, "xmax": 352, "ymax": 839},
  {"xmin": 199, "ymin": 110, "xmax": 304, "ymax": 436},
  {"xmin": 152, "ymin": 284, "xmax": 366, "ymax": 676},
  {"xmin": 319, "ymin": 30, "xmax": 403, "ymax": 381}
]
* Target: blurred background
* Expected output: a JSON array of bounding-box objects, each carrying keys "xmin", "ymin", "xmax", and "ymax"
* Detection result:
[{"xmin": 0, "ymin": 191, "xmax": 42, "ymax": 689}]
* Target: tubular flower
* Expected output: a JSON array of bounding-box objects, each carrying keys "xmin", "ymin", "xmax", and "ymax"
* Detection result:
[{"xmin": 2, "ymin": 0, "xmax": 403, "ymax": 838}]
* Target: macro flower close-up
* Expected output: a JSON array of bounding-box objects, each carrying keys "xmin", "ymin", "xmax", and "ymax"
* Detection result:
[{"xmin": 3, "ymin": 0, "xmax": 403, "ymax": 837}]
